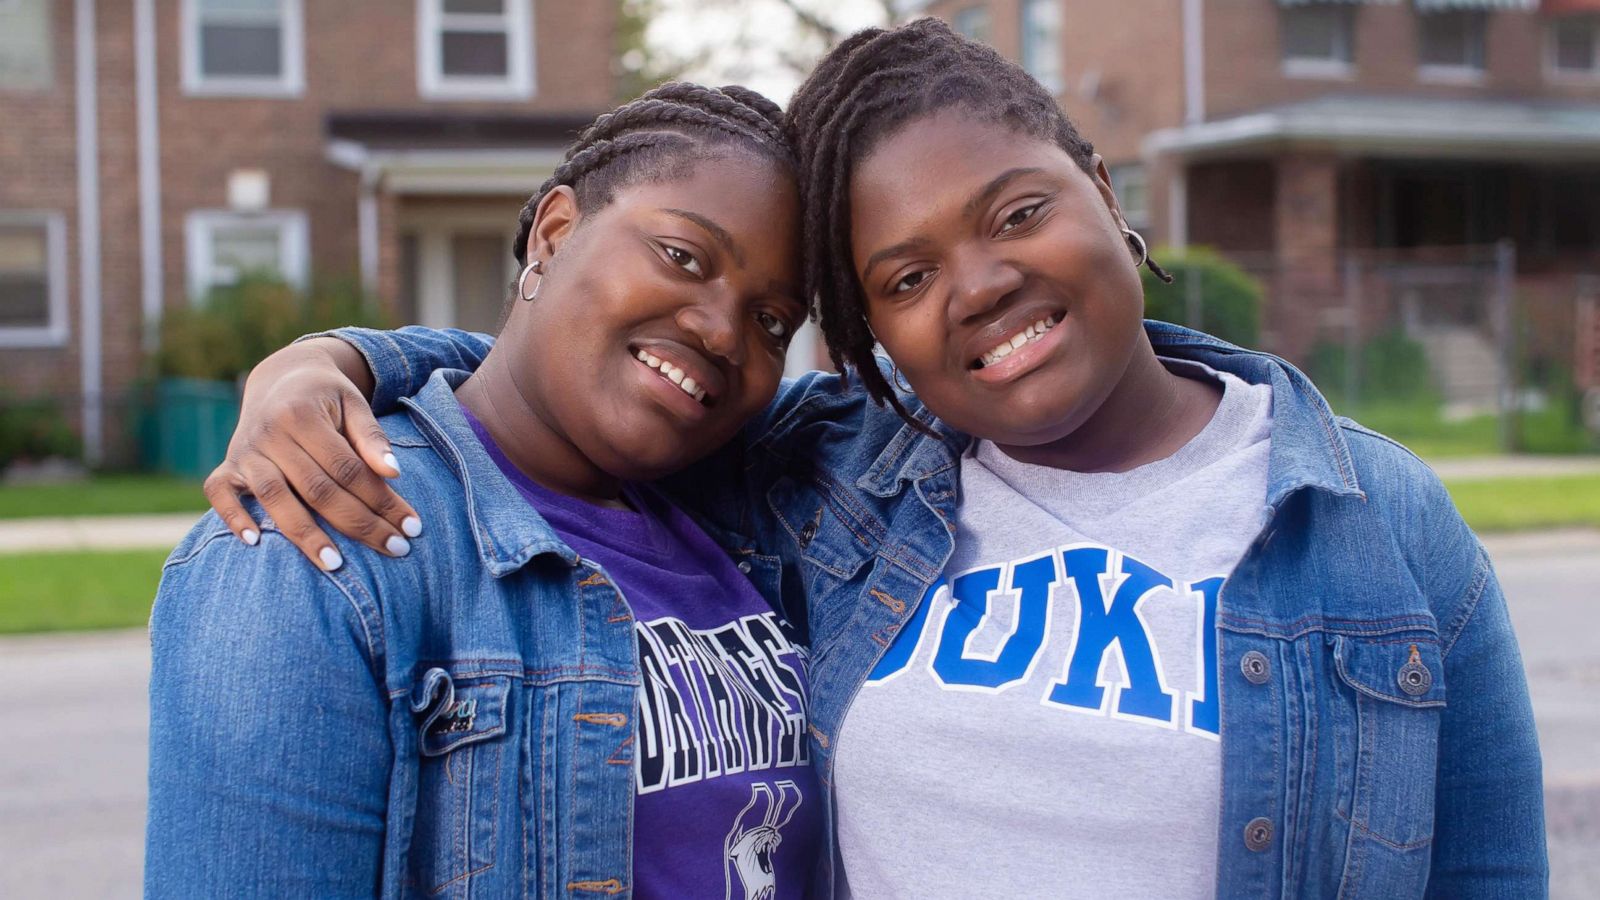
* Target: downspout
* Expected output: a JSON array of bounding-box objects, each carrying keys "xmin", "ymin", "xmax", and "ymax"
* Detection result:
[
  {"xmin": 75, "ymin": 0, "xmax": 103, "ymax": 465},
  {"xmin": 136, "ymin": 0, "xmax": 163, "ymax": 351}
]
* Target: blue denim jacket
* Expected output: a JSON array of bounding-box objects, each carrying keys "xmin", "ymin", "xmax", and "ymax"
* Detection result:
[
  {"xmin": 147, "ymin": 370, "xmax": 751, "ymax": 898},
  {"xmin": 331, "ymin": 322, "xmax": 1547, "ymax": 898}
]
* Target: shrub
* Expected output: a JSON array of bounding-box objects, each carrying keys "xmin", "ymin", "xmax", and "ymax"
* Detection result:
[
  {"xmin": 1141, "ymin": 246, "xmax": 1263, "ymax": 348},
  {"xmin": 1308, "ymin": 328, "xmax": 1438, "ymax": 408},
  {"xmin": 0, "ymin": 391, "xmax": 81, "ymax": 467}
]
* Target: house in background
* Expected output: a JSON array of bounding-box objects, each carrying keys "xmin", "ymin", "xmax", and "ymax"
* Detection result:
[
  {"xmin": 910, "ymin": 0, "xmax": 1600, "ymax": 398},
  {"xmin": 0, "ymin": 0, "xmax": 615, "ymax": 465}
]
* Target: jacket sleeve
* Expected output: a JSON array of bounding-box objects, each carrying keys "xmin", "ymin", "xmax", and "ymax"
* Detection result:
[
  {"xmin": 1426, "ymin": 541, "xmax": 1548, "ymax": 897},
  {"xmin": 145, "ymin": 521, "xmax": 391, "ymax": 898},
  {"xmin": 300, "ymin": 325, "xmax": 497, "ymax": 413}
]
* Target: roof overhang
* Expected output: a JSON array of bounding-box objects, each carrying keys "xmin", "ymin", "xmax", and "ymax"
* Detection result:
[
  {"xmin": 324, "ymin": 111, "xmax": 593, "ymax": 195},
  {"xmin": 1145, "ymin": 95, "xmax": 1600, "ymax": 163}
]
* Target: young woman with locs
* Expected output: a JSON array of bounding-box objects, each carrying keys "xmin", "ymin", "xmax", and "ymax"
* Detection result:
[
  {"xmin": 146, "ymin": 83, "xmax": 824, "ymax": 897},
  {"xmin": 207, "ymin": 19, "xmax": 1547, "ymax": 898}
]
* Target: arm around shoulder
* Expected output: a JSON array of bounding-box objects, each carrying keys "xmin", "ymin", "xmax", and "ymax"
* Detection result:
[{"xmin": 146, "ymin": 522, "xmax": 391, "ymax": 897}]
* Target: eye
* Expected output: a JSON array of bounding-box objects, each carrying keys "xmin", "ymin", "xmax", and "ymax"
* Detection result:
[
  {"xmin": 757, "ymin": 311, "xmax": 789, "ymax": 340},
  {"xmin": 892, "ymin": 269, "xmax": 932, "ymax": 294},
  {"xmin": 663, "ymin": 244, "xmax": 704, "ymax": 276},
  {"xmin": 997, "ymin": 203, "xmax": 1043, "ymax": 235}
]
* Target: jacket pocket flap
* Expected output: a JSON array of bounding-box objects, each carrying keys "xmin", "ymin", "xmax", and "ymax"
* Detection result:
[
  {"xmin": 1334, "ymin": 635, "xmax": 1446, "ymax": 708},
  {"xmin": 415, "ymin": 673, "xmax": 511, "ymax": 756},
  {"xmin": 766, "ymin": 475, "xmax": 873, "ymax": 580}
]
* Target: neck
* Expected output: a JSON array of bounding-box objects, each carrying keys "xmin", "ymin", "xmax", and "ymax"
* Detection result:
[
  {"xmin": 454, "ymin": 347, "xmax": 627, "ymax": 508},
  {"xmin": 996, "ymin": 335, "xmax": 1222, "ymax": 473}
]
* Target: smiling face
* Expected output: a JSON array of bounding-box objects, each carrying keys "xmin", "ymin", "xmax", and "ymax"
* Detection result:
[
  {"xmin": 850, "ymin": 110, "xmax": 1146, "ymax": 448},
  {"xmin": 504, "ymin": 149, "xmax": 803, "ymax": 482}
]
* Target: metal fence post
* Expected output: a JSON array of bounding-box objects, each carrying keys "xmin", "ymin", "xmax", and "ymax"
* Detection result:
[
  {"xmin": 1185, "ymin": 262, "xmax": 1202, "ymax": 332},
  {"xmin": 1494, "ymin": 239, "xmax": 1517, "ymax": 453}
]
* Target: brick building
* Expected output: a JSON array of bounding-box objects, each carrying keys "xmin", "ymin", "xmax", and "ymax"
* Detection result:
[
  {"xmin": 908, "ymin": 0, "xmax": 1600, "ymax": 366},
  {"xmin": 0, "ymin": 0, "xmax": 615, "ymax": 464}
]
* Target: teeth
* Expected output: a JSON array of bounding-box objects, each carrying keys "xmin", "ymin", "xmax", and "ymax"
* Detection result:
[
  {"xmin": 978, "ymin": 315, "xmax": 1061, "ymax": 368},
  {"xmin": 635, "ymin": 348, "xmax": 710, "ymax": 405}
]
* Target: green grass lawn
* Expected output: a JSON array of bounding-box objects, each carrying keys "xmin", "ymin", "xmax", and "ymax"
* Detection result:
[
  {"xmin": 0, "ymin": 549, "xmax": 169, "ymax": 634},
  {"xmin": 0, "ymin": 474, "xmax": 207, "ymax": 519},
  {"xmin": 1443, "ymin": 474, "xmax": 1600, "ymax": 533}
]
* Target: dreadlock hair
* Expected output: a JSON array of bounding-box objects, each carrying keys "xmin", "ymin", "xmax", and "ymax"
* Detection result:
[
  {"xmin": 786, "ymin": 17, "xmax": 1172, "ymax": 422},
  {"xmin": 511, "ymin": 82, "xmax": 793, "ymax": 267}
]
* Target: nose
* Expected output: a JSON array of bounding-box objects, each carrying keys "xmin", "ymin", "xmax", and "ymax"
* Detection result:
[
  {"xmin": 947, "ymin": 250, "xmax": 1024, "ymax": 326},
  {"xmin": 676, "ymin": 289, "xmax": 745, "ymax": 366}
]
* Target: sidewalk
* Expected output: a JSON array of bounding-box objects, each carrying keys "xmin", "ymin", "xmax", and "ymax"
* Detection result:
[
  {"xmin": 0, "ymin": 513, "xmax": 205, "ymax": 554},
  {"xmin": 1429, "ymin": 454, "xmax": 1600, "ymax": 481}
]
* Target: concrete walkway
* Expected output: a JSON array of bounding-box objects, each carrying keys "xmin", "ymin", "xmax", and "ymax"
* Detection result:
[
  {"xmin": 1429, "ymin": 454, "xmax": 1600, "ymax": 481},
  {"xmin": 0, "ymin": 512, "xmax": 205, "ymax": 554}
]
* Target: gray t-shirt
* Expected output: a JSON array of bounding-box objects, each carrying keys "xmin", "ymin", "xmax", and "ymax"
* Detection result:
[{"xmin": 833, "ymin": 361, "xmax": 1273, "ymax": 900}]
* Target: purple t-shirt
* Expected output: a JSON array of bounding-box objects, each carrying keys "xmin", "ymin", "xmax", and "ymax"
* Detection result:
[{"xmin": 463, "ymin": 407, "xmax": 820, "ymax": 900}]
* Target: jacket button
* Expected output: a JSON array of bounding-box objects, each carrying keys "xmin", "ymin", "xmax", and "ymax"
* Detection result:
[
  {"xmin": 799, "ymin": 519, "xmax": 818, "ymax": 547},
  {"xmin": 736, "ymin": 560, "xmax": 753, "ymax": 574},
  {"xmin": 1244, "ymin": 817, "xmax": 1274, "ymax": 852},
  {"xmin": 1398, "ymin": 660, "xmax": 1432, "ymax": 696},
  {"xmin": 1240, "ymin": 650, "xmax": 1270, "ymax": 685}
]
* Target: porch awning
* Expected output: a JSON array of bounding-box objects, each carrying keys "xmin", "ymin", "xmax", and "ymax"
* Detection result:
[
  {"xmin": 1412, "ymin": 0, "xmax": 1537, "ymax": 10},
  {"xmin": 323, "ymin": 111, "xmax": 594, "ymax": 194},
  {"xmin": 1145, "ymin": 95, "xmax": 1600, "ymax": 162}
]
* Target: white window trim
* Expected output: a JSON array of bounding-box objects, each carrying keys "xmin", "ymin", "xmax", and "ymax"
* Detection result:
[
  {"xmin": 0, "ymin": 210, "xmax": 68, "ymax": 349},
  {"xmin": 417, "ymin": 0, "xmax": 536, "ymax": 101},
  {"xmin": 180, "ymin": 0, "xmax": 304, "ymax": 98},
  {"xmin": 185, "ymin": 209, "xmax": 309, "ymax": 302},
  {"xmin": 1283, "ymin": 58, "xmax": 1355, "ymax": 80},
  {"xmin": 1418, "ymin": 63, "xmax": 1486, "ymax": 84},
  {"xmin": 1019, "ymin": 0, "xmax": 1063, "ymax": 94},
  {"xmin": 1545, "ymin": 18, "xmax": 1600, "ymax": 84}
]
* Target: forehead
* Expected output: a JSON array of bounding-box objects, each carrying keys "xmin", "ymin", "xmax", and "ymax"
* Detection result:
[
  {"xmin": 611, "ymin": 149, "xmax": 796, "ymax": 218},
  {"xmin": 849, "ymin": 111, "xmax": 1071, "ymax": 243}
]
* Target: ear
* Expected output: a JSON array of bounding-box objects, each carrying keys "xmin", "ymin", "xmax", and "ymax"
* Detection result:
[
  {"xmin": 525, "ymin": 184, "xmax": 581, "ymax": 264},
  {"xmin": 1088, "ymin": 154, "xmax": 1127, "ymax": 231}
]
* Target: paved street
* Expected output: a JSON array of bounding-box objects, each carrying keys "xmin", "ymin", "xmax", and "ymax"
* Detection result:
[{"xmin": 0, "ymin": 531, "xmax": 1596, "ymax": 897}]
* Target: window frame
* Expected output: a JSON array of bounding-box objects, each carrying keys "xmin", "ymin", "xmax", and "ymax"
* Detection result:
[
  {"xmin": 0, "ymin": 210, "xmax": 68, "ymax": 348},
  {"xmin": 1109, "ymin": 164, "xmax": 1151, "ymax": 234},
  {"xmin": 1279, "ymin": 3, "xmax": 1356, "ymax": 80},
  {"xmin": 180, "ymin": 0, "xmax": 305, "ymax": 98},
  {"xmin": 1416, "ymin": 9, "xmax": 1488, "ymax": 85},
  {"xmin": 184, "ymin": 209, "xmax": 309, "ymax": 302},
  {"xmin": 1546, "ymin": 15, "xmax": 1600, "ymax": 83},
  {"xmin": 952, "ymin": 5, "xmax": 991, "ymax": 44},
  {"xmin": 1018, "ymin": 0, "xmax": 1063, "ymax": 94},
  {"xmin": 417, "ymin": 0, "xmax": 536, "ymax": 102},
  {"xmin": 0, "ymin": 0, "xmax": 54, "ymax": 91}
]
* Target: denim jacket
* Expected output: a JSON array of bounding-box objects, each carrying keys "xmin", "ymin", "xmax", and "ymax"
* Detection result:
[
  {"xmin": 330, "ymin": 322, "xmax": 1547, "ymax": 898},
  {"xmin": 147, "ymin": 370, "xmax": 720, "ymax": 898}
]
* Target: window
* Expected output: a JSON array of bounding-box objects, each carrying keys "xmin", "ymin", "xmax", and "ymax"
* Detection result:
[
  {"xmin": 0, "ymin": 0, "xmax": 52, "ymax": 90},
  {"xmin": 1110, "ymin": 165, "xmax": 1150, "ymax": 233},
  {"xmin": 1019, "ymin": 0, "xmax": 1062, "ymax": 94},
  {"xmin": 181, "ymin": 0, "xmax": 304, "ymax": 96},
  {"xmin": 0, "ymin": 212, "xmax": 67, "ymax": 348},
  {"xmin": 952, "ymin": 6, "xmax": 991, "ymax": 45},
  {"xmin": 1548, "ymin": 16, "xmax": 1600, "ymax": 79},
  {"xmin": 1418, "ymin": 10, "xmax": 1486, "ymax": 81},
  {"xmin": 185, "ymin": 210, "xmax": 308, "ymax": 300},
  {"xmin": 418, "ymin": 0, "xmax": 535, "ymax": 101},
  {"xmin": 1280, "ymin": 3, "xmax": 1354, "ymax": 78}
]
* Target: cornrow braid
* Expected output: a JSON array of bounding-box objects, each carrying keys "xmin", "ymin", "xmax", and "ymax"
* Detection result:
[
  {"xmin": 511, "ymin": 82, "xmax": 794, "ymax": 266},
  {"xmin": 786, "ymin": 17, "xmax": 1170, "ymax": 420}
]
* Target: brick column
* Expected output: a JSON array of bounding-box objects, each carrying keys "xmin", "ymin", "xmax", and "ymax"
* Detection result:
[{"xmin": 1273, "ymin": 152, "xmax": 1342, "ymax": 358}]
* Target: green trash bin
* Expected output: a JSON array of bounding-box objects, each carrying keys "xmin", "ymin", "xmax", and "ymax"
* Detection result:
[{"xmin": 142, "ymin": 378, "xmax": 241, "ymax": 480}]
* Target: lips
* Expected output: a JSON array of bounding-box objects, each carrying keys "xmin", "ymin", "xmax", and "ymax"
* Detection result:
[
  {"xmin": 629, "ymin": 340, "xmax": 726, "ymax": 407},
  {"xmin": 963, "ymin": 307, "xmax": 1066, "ymax": 370},
  {"xmin": 974, "ymin": 313, "xmax": 1063, "ymax": 369}
]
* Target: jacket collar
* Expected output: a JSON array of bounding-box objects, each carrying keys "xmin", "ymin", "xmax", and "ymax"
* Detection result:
[
  {"xmin": 400, "ymin": 370, "xmax": 581, "ymax": 577},
  {"xmin": 859, "ymin": 321, "xmax": 1366, "ymax": 508}
]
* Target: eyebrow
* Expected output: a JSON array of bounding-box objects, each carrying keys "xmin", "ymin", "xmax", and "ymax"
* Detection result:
[
  {"xmin": 662, "ymin": 208, "xmax": 744, "ymax": 267},
  {"xmin": 860, "ymin": 167, "xmax": 1049, "ymax": 283}
]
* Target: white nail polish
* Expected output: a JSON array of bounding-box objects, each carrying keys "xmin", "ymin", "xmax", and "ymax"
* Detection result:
[
  {"xmin": 401, "ymin": 516, "xmax": 422, "ymax": 538},
  {"xmin": 319, "ymin": 546, "xmax": 343, "ymax": 571},
  {"xmin": 241, "ymin": 528, "xmax": 259, "ymax": 546},
  {"xmin": 386, "ymin": 535, "xmax": 411, "ymax": 557},
  {"xmin": 382, "ymin": 452, "xmax": 400, "ymax": 475}
]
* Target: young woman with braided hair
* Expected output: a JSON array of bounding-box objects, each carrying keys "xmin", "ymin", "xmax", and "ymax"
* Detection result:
[
  {"xmin": 147, "ymin": 82, "xmax": 823, "ymax": 898},
  {"xmin": 201, "ymin": 19, "xmax": 1545, "ymax": 898}
]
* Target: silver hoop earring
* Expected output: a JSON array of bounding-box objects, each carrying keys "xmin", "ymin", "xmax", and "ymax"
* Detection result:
[
  {"xmin": 890, "ymin": 364, "xmax": 912, "ymax": 393},
  {"xmin": 1121, "ymin": 228, "xmax": 1149, "ymax": 269},
  {"xmin": 517, "ymin": 259, "xmax": 544, "ymax": 302}
]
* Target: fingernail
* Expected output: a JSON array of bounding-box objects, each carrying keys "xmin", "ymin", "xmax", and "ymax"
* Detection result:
[
  {"xmin": 401, "ymin": 516, "xmax": 422, "ymax": 538},
  {"xmin": 319, "ymin": 546, "xmax": 343, "ymax": 571},
  {"xmin": 385, "ymin": 535, "xmax": 411, "ymax": 557},
  {"xmin": 382, "ymin": 452, "xmax": 400, "ymax": 475},
  {"xmin": 241, "ymin": 528, "xmax": 260, "ymax": 546}
]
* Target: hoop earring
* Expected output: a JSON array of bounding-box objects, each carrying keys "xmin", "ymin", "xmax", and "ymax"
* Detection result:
[
  {"xmin": 1121, "ymin": 228, "xmax": 1149, "ymax": 269},
  {"xmin": 517, "ymin": 259, "xmax": 544, "ymax": 302},
  {"xmin": 890, "ymin": 363, "xmax": 912, "ymax": 393}
]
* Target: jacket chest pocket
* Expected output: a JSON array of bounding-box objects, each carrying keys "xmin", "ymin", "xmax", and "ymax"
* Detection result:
[
  {"xmin": 1330, "ymin": 635, "xmax": 1446, "ymax": 854},
  {"xmin": 408, "ymin": 668, "xmax": 512, "ymax": 895}
]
